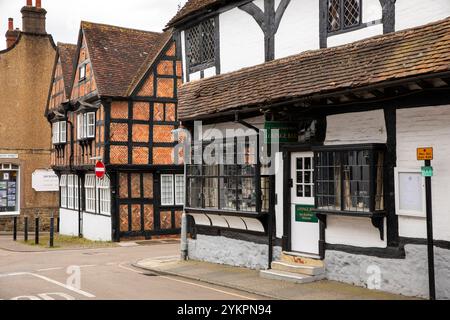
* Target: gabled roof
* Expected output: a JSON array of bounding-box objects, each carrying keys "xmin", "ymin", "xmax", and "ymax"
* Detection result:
[
  {"xmin": 58, "ymin": 43, "xmax": 77, "ymax": 96},
  {"xmin": 167, "ymin": 0, "xmax": 235, "ymax": 27},
  {"xmin": 178, "ymin": 17, "xmax": 450, "ymax": 121},
  {"xmin": 80, "ymin": 21, "xmax": 168, "ymax": 97}
]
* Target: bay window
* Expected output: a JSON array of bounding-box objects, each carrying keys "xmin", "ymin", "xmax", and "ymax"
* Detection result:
[
  {"xmin": 77, "ymin": 112, "xmax": 95, "ymax": 140},
  {"xmin": 52, "ymin": 121, "xmax": 67, "ymax": 145},
  {"xmin": 314, "ymin": 144, "xmax": 385, "ymax": 215}
]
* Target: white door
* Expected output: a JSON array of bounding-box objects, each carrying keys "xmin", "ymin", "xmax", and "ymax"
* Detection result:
[{"xmin": 290, "ymin": 152, "xmax": 320, "ymax": 255}]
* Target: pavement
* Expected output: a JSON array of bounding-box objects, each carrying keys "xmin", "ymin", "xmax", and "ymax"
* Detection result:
[{"xmin": 134, "ymin": 258, "xmax": 415, "ymax": 300}]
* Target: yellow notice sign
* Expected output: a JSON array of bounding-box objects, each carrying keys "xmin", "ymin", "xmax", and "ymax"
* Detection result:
[{"xmin": 417, "ymin": 147, "xmax": 433, "ymax": 161}]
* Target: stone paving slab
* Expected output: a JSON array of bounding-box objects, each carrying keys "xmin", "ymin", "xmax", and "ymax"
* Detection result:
[{"xmin": 134, "ymin": 258, "xmax": 417, "ymax": 300}]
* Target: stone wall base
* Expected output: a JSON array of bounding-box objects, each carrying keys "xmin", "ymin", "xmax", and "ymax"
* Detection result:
[
  {"xmin": 325, "ymin": 244, "xmax": 450, "ymax": 299},
  {"xmin": 188, "ymin": 234, "xmax": 282, "ymax": 270},
  {"xmin": 0, "ymin": 207, "xmax": 59, "ymax": 232}
]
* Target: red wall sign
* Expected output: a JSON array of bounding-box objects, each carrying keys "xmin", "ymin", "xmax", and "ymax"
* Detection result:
[{"xmin": 95, "ymin": 161, "xmax": 106, "ymax": 179}]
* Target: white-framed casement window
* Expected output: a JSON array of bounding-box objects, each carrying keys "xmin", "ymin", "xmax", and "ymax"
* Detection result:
[
  {"xmin": 74, "ymin": 176, "xmax": 79, "ymax": 210},
  {"xmin": 79, "ymin": 64, "xmax": 86, "ymax": 81},
  {"xmin": 175, "ymin": 174, "xmax": 185, "ymax": 205},
  {"xmin": 60, "ymin": 174, "xmax": 67, "ymax": 208},
  {"xmin": 67, "ymin": 175, "xmax": 74, "ymax": 209},
  {"xmin": 161, "ymin": 175, "xmax": 174, "ymax": 206},
  {"xmin": 77, "ymin": 112, "xmax": 95, "ymax": 140},
  {"xmin": 85, "ymin": 174, "xmax": 96, "ymax": 213},
  {"xmin": 161, "ymin": 174, "xmax": 185, "ymax": 206},
  {"xmin": 52, "ymin": 121, "xmax": 67, "ymax": 145},
  {"xmin": 97, "ymin": 176, "xmax": 111, "ymax": 216},
  {"xmin": 0, "ymin": 164, "xmax": 20, "ymax": 216}
]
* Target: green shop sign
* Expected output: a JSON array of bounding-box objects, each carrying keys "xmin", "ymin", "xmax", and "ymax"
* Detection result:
[
  {"xmin": 264, "ymin": 121, "xmax": 298, "ymax": 144},
  {"xmin": 295, "ymin": 205, "xmax": 318, "ymax": 223}
]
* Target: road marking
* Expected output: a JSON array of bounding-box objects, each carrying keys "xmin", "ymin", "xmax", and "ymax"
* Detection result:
[
  {"xmin": 79, "ymin": 265, "xmax": 97, "ymax": 268},
  {"xmin": 118, "ymin": 263, "xmax": 256, "ymax": 300},
  {"xmin": 37, "ymin": 267, "xmax": 64, "ymax": 272},
  {"xmin": 0, "ymin": 272, "xmax": 96, "ymax": 298}
]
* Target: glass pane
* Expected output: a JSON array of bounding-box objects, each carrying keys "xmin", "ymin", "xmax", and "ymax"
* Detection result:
[
  {"xmin": 220, "ymin": 177, "xmax": 237, "ymax": 210},
  {"xmin": 297, "ymin": 172, "xmax": 303, "ymax": 184},
  {"xmin": 187, "ymin": 177, "xmax": 202, "ymax": 208},
  {"xmin": 203, "ymin": 178, "xmax": 218, "ymax": 208},
  {"xmin": 261, "ymin": 177, "xmax": 270, "ymax": 212},
  {"xmin": 304, "ymin": 185, "xmax": 312, "ymax": 198},
  {"xmin": 187, "ymin": 165, "xmax": 201, "ymax": 176},
  {"xmin": 297, "ymin": 185, "xmax": 303, "ymax": 198},
  {"xmin": 238, "ymin": 177, "xmax": 256, "ymax": 212},
  {"xmin": 305, "ymin": 171, "xmax": 312, "ymax": 184},
  {"xmin": 305, "ymin": 158, "xmax": 312, "ymax": 170},
  {"xmin": 297, "ymin": 158, "xmax": 303, "ymax": 170}
]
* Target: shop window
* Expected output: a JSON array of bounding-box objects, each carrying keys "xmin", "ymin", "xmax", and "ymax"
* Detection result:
[
  {"xmin": 52, "ymin": 121, "xmax": 67, "ymax": 145},
  {"xmin": 60, "ymin": 175, "xmax": 67, "ymax": 208},
  {"xmin": 327, "ymin": 0, "xmax": 362, "ymax": 33},
  {"xmin": 185, "ymin": 18, "xmax": 216, "ymax": 72},
  {"xmin": 314, "ymin": 144, "xmax": 385, "ymax": 215},
  {"xmin": 0, "ymin": 164, "xmax": 19, "ymax": 215},
  {"xmin": 77, "ymin": 112, "xmax": 95, "ymax": 140},
  {"xmin": 186, "ymin": 139, "xmax": 267, "ymax": 213}
]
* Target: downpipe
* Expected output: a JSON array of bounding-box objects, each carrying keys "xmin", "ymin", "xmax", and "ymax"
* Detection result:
[{"xmin": 180, "ymin": 211, "xmax": 188, "ymax": 260}]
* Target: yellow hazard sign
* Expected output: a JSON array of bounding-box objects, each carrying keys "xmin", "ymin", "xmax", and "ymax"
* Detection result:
[{"xmin": 417, "ymin": 147, "xmax": 433, "ymax": 161}]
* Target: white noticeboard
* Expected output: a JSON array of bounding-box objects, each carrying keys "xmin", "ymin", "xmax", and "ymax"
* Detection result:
[
  {"xmin": 32, "ymin": 169, "xmax": 59, "ymax": 192},
  {"xmin": 394, "ymin": 168, "xmax": 426, "ymax": 217}
]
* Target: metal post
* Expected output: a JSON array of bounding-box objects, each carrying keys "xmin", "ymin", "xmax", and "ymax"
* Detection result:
[
  {"xmin": 24, "ymin": 217, "xmax": 28, "ymax": 242},
  {"xmin": 13, "ymin": 217, "xmax": 17, "ymax": 241},
  {"xmin": 35, "ymin": 217, "xmax": 39, "ymax": 245},
  {"xmin": 425, "ymin": 159, "xmax": 436, "ymax": 300},
  {"xmin": 49, "ymin": 216, "xmax": 54, "ymax": 248},
  {"xmin": 57, "ymin": 216, "xmax": 60, "ymax": 233},
  {"xmin": 180, "ymin": 212, "xmax": 188, "ymax": 260}
]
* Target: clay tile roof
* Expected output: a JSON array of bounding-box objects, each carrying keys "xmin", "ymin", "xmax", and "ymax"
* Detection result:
[
  {"xmin": 167, "ymin": 0, "xmax": 235, "ymax": 27},
  {"xmin": 178, "ymin": 17, "xmax": 450, "ymax": 121},
  {"xmin": 57, "ymin": 43, "xmax": 77, "ymax": 97},
  {"xmin": 81, "ymin": 21, "xmax": 166, "ymax": 97}
]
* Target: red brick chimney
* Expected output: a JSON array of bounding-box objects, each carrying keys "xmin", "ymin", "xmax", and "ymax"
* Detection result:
[
  {"xmin": 5, "ymin": 18, "xmax": 20, "ymax": 49},
  {"xmin": 21, "ymin": 0, "xmax": 47, "ymax": 35}
]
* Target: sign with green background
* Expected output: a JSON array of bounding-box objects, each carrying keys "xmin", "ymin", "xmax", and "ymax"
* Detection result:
[
  {"xmin": 264, "ymin": 121, "xmax": 298, "ymax": 144},
  {"xmin": 295, "ymin": 205, "xmax": 318, "ymax": 223}
]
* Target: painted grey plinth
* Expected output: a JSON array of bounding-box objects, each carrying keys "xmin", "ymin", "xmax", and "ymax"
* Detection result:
[
  {"xmin": 325, "ymin": 244, "xmax": 450, "ymax": 299},
  {"xmin": 188, "ymin": 235, "xmax": 282, "ymax": 270}
]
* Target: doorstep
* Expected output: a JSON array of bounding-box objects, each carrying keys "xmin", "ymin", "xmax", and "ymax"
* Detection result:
[{"xmin": 133, "ymin": 258, "xmax": 414, "ymax": 300}]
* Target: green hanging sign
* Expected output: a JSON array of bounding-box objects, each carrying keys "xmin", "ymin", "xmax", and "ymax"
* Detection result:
[
  {"xmin": 421, "ymin": 166, "xmax": 434, "ymax": 177},
  {"xmin": 264, "ymin": 121, "xmax": 298, "ymax": 144},
  {"xmin": 295, "ymin": 205, "xmax": 318, "ymax": 223}
]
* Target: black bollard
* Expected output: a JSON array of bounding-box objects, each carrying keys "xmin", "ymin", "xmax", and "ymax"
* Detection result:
[
  {"xmin": 57, "ymin": 217, "xmax": 60, "ymax": 233},
  {"xmin": 35, "ymin": 217, "xmax": 39, "ymax": 245},
  {"xmin": 13, "ymin": 217, "xmax": 17, "ymax": 241},
  {"xmin": 24, "ymin": 217, "xmax": 28, "ymax": 242},
  {"xmin": 49, "ymin": 217, "xmax": 54, "ymax": 248}
]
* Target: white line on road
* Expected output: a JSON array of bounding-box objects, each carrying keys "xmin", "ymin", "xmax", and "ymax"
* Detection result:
[
  {"xmin": 118, "ymin": 263, "xmax": 256, "ymax": 300},
  {"xmin": 0, "ymin": 272, "xmax": 96, "ymax": 298},
  {"xmin": 37, "ymin": 267, "xmax": 64, "ymax": 272}
]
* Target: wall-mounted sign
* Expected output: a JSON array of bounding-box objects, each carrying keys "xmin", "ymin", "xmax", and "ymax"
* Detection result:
[
  {"xmin": 295, "ymin": 205, "xmax": 318, "ymax": 223},
  {"xmin": 264, "ymin": 121, "xmax": 298, "ymax": 144},
  {"xmin": 0, "ymin": 154, "xmax": 18, "ymax": 159},
  {"xmin": 421, "ymin": 166, "xmax": 434, "ymax": 177},
  {"xmin": 417, "ymin": 147, "xmax": 433, "ymax": 161},
  {"xmin": 95, "ymin": 161, "xmax": 106, "ymax": 179},
  {"xmin": 32, "ymin": 169, "xmax": 59, "ymax": 192}
]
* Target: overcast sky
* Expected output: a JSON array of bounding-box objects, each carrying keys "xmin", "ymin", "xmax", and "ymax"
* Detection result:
[{"xmin": 0, "ymin": 0, "xmax": 188, "ymax": 50}]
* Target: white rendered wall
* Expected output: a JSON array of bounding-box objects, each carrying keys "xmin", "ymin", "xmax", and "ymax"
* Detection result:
[
  {"xmin": 181, "ymin": 30, "xmax": 187, "ymax": 83},
  {"xmin": 201, "ymin": 115, "xmax": 265, "ymax": 140},
  {"xmin": 396, "ymin": 105, "xmax": 450, "ymax": 242},
  {"xmin": 327, "ymin": 24, "xmax": 383, "ymax": 48},
  {"xmin": 275, "ymin": 0, "xmax": 320, "ymax": 59},
  {"xmin": 59, "ymin": 208, "xmax": 79, "ymax": 237},
  {"xmin": 219, "ymin": 6, "xmax": 265, "ymax": 74},
  {"xmin": 396, "ymin": 0, "xmax": 450, "ymax": 31},
  {"xmin": 326, "ymin": 216, "xmax": 387, "ymax": 248},
  {"xmin": 325, "ymin": 109, "xmax": 387, "ymax": 145},
  {"xmin": 82, "ymin": 212, "xmax": 112, "ymax": 242}
]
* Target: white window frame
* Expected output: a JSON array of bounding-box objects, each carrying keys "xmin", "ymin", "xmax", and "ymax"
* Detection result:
[
  {"xmin": 79, "ymin": 64, "xmax": 86, "ymax": 81},
  {"xmin": 52, "ymin": 121, "xmax": 67, "ymax": 145},
  {"xmin": 67, "ymin": 175, "xmax": 74, "ymax": 209},
  {"xmin": 175, "ymin": 174, "xmax": 185, "ymax": 205},
  {"xmin": 77, "ymin": 113, "xmax": 83, "ymax": 140},
  {"xmin": 394, "ymin": 168, "xmax": 426, "ymax": 218},
  {"xmin": 86, "ymin": 112, "xmax": 95, "ymax": 138},
  {"xmin": 0, "ymin": 164, "xmax": 20, "ymax": 216},
  {"xmin": 52, "ymin": 122, "xmax": 59, "ymax": 144},
  {"xmin": 96, "ymin": 176, "xmax": 111, "ymax": 216},
  {"xmin": 161, "ymin": 174, "xmax": 174, "ymax": 206},
  {"xmin": 74, "ymin": 175, "xmax": 79, "ymax": 210},
  {"xmin": 85, "ymin": 174, "xmax": 96, "ymax": 213},
  {"xmin": 60, "ymin": 174, "xmax": 67, "ymax": 208}
]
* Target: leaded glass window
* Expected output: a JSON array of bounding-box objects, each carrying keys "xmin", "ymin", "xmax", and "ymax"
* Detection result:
[
  {"xmin": 186, "ymin": 18, "xmax": 216, "ymax": 71},
  {"xmin": 328, "ymin": 0, "xmax": 361, "ymax": 33}
]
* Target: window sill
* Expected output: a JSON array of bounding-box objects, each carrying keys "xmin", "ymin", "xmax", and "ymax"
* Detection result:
[
  {"xmin": 185, "ymin": 207, "xmax": 266, "ymax": 218},
  {"xmin": 0, "ymin": 211, "xmax": 20, "ymax": 217}
]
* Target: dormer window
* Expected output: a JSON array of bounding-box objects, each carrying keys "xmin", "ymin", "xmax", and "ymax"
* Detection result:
[
  {"xmin": 79, "ymin": 64, "xmax": 86, "ymax": 81},
  {"xmin": 77, "ymin": 112, "xmax": 95, "ymax": 140},
  {"xmin": 52, "ymin": 121, "xmax": 67, "ymax": 145},
  {"xmin": 327, "ymin": 0, "xmax": 361, "ymax": 33},
  {"xmin": 186, "ymin": 18, "xmax": 216, "ymax": 72}
]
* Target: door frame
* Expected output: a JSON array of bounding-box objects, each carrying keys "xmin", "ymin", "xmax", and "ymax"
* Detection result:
[{"xmin": 281, "ymin": 143, "xmax": 326, "ymax": 259}]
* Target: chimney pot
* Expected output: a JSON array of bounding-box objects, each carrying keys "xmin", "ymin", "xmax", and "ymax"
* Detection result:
[
  {"xmin": 36, "ymin": 0, "xmax": 41, "ymax": 8},
  {"xmin": 21, "ymin": 2, "xmax": 47, "ymax": 34},
  {"xmin": 8, "ymin": 18, "xmax": 13, "ymax": 31},
  {"xmin": 26, "ymin": 0, "xmax": 32, "ymax": 6}
]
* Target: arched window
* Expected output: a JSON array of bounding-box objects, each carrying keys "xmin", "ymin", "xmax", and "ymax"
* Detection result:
[{"xmin": 328, "ymin": 0, "xmax": 362, "ymax": 33}]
